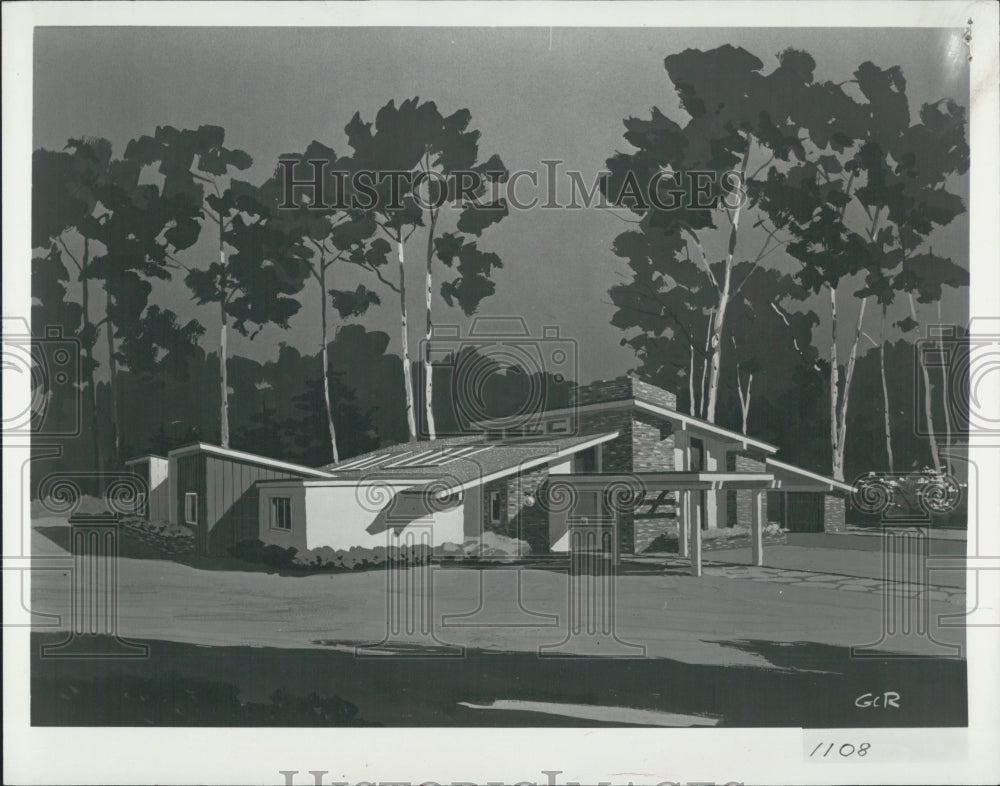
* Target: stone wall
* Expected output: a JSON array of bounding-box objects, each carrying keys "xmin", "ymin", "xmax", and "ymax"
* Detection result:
[
  {"xmin": 733, "ymin": 453, "xmax": 767, "ymax": 527},
  {"xmin": 577, "ymin": 408, "xmax": 633, "ymax": 471},
  {"xmin": 505, "ymin": 466, "xmax": 551, "ymax": 553},
  {"xmin": 823, "ymin": 494, "xmax": 847, "ymax": 532},
  {"xmin": 630, "ymin": 410, "xmax": 677, "ymax": 552}
]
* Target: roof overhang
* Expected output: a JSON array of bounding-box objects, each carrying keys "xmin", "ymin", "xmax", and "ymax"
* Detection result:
[
  {"xmin": 765, "ymin": 458, "xmax": 854, "ymax": 494},
  {"xmin": 124, "ymin": 454, "xmax": 167, "ymax": 465},
  {"xmin": 167, "ymin": 443, "xmax": 335, "ymax": 478},
  {"xmin": 426, "ymin": 431, "xmax": 621, "ymax": 498},
  {"xmin": 498, "ymin": 398, "xmax": 779, "ymax": 454},
  {"xmin": 632, "ymin": 400, "xmax": 779, "ymax": 454},
  {"xmin": 551, "ymin": 471, "xmax": 775, "ymax": 493}
]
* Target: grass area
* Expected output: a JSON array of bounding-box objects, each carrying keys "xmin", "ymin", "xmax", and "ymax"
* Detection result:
[
  {"xmin": 31, "ymin": 633, "xmax": 967, "ymax": 728},
  {"xmin": 29, "ymin": 512, "xmax": 967, "ymax": 727}
]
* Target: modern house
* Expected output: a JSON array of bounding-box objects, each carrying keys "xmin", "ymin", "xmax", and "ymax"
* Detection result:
[
  {"xmin": 129, "ymin": 375, "xmax": 854, "ymax": 571},
  {"xmin": 123, "ymin": 454, "xmax": 170, "ymax": 522}
]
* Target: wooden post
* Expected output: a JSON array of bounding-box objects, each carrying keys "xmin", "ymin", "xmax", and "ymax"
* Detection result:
[
  {"xmin": 689, "ymin": 490, "xmax": 702, "ymax": 577},
  {"xmin": 678, "ymin": 489, "xmax": 689, "ymax": 558},
  {"xmin": 751, "ymin": 490, "xmax": 764, "ymax": 567}
]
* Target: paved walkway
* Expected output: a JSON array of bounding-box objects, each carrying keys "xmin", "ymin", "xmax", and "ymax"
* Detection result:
[{"xmin": 657, "ymin": 557, "xmax": 967, "ymax": 606}]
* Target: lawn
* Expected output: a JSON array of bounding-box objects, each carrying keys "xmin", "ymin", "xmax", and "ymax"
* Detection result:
[{"xmin": 29, "ymin": 515, "xmax": 967, "ymax": 727}]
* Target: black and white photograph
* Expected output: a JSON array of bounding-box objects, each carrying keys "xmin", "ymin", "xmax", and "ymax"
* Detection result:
[{"xmin": 3, "ymin": 2, "xmax": 999, "ymax": 784}]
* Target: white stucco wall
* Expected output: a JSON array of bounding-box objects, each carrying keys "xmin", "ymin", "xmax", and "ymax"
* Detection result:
[
  {"xmin": 258, "ymin": 481, "xmax": 465, "ymax": 552},
  {"xmin": 148, "ymin": 457, "xmax": 170, "ymax": 522}
]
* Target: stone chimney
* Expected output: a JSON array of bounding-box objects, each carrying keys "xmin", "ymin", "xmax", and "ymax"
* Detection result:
[{"xmin": 570, "ymin": 374, "xmax": 677, "ymax": 410}]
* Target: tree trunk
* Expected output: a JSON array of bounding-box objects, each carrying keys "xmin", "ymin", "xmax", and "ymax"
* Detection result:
[
  {"xmin": 736, "ymin": 365, "xmax": 752, "ymax": 435},
  {"xmin": 937, "ymin": 301, "xmax": 953, "ymax": 475},
  {"xmin": 80, "ymin": 239, "xmax": 102, "ymax": 477},
  {"xmin": 688, "ymin": 346, "xmax": 697, "ymax": 417},
  {"xmin": 833, "ymin": 295, "xmax": 868, "ymax": 482},
  {"xmin": 879, "ymin": 304, "xmax": 895, "ymax": 472},
  {"xmin": 910, "ymin": 294, "xmax": 941, "ymax": 471},
  {"xmin": 829, "ymin": 285, "xmax": 842, "ymax": 481},
  {"xmin": 704, "ymin": 143, "xmax": 750, "ymax": 424},
  {"xmin": 397, "ymin": 238, "xmax": 418, "ymax": 441},
  {"xmin": 423, "ymin": 209, "xmax": 438, "ymax": 440},
  {"xmin": 104, "ymin": 297, "xmax": 120, "ymax": 469},
  {"xmin": 320, "ymin": 262, "xmax": 339, "ymax": 463},
  {"xmin": 219, "ymin": 292, "xmax": 230, "ymax": 449},
  {"xmin": 700, "ymin": 311, "xmax": 713, "ymax": 419}
]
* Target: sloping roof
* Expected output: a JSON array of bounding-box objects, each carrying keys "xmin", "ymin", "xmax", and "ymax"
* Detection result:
[
  {"xmin": 322, "ymin": 431, "xmax": 620, "ymax": 491},
  {"xmin": 124, "ymin": 453, "xmax": 168, "ymax": 464},
  {"xmin": 167, "ymin": 443, "xmax": 335, "ymax": 478},
  {"xmin": 765, "ymin": 458, "xmax": 855, "ymax": 494}
]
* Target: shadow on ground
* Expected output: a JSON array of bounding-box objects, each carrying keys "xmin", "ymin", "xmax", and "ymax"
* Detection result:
[{"xmin": 32, "ymin": 633, "xmax": 966, "ymax": 728}]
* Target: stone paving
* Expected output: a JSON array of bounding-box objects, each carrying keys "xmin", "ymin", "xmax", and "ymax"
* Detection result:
[{"xmin": 660, "ymin": 558, "xmax": 967, "ymax": 606}]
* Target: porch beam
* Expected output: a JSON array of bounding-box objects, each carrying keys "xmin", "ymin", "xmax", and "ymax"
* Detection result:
[
  {"xmin": 751, "ymin": 490, "xmax": 764, "ymax": 567},
  {"xmin": 679, "ymin": 490, "xmax": 689, "ymax": 558},
  {"xmin": 689, "ymin": 490, "xmax": 702, "ymax": 577}
]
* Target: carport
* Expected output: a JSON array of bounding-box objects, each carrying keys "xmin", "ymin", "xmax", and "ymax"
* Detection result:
[{"xmin": 546, "ymin": 471, "xmax": 775, "ymax": 576}]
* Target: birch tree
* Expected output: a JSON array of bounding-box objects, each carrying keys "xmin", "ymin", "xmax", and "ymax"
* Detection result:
[
  {"xmin": 756, "ymin": 63, "xmax": 968, "ymax": 480},
  {"xmin": 604, "ymin": 46, "xmax": 823, "ymax": 423},
  {"xmin": 256, "ymin": 141, "xmax": 383, "ymax": 463},
  {"xmin": 126, "ymin": 125, "xmax": 255, "ymax": 448},
  {"xmin": 343, "ymin": 98, "xmax": 507, "ymax": 440}
]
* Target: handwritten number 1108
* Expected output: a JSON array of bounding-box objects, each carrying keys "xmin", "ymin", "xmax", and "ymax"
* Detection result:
[{"xmin": 810, "ymin": 742, "xmax": 871, "ymax": 758}]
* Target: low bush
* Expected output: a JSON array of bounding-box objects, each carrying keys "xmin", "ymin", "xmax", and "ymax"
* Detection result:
[
  {"xmin": 228, "ymin": 539, "xmax": 300, "ymax": 569},
  {"xmin": 450, "ymin": 531, "xmax": 532, "ymax": 559},
  {"xmin": 642, "ymin": 523, "xmax": 786, "ymax": 554},
  {"xmin": 121, "ymin": 517, "xmax": 195, "ymax": 555},
  {"xmin": 228, "ymin": 539, "xmax": 437, "ymax": 572}
]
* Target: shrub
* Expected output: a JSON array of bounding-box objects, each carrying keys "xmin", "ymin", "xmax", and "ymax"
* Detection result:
[{"xmin": 228, "ymin": 539, "xmax": 299, "ymax": 569}]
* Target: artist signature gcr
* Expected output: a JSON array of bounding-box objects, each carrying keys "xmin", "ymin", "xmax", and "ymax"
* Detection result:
[{"xmin": 855, "ymin": 691, "xmax": 901, "ymax": 708}]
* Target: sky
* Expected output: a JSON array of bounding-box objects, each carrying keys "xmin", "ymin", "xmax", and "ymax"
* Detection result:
[{"xmin": 33, "ymin": 26, "xmax": 970, "ymax": 384}]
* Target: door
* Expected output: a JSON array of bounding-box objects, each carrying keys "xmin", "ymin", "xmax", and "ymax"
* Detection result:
[{"xmin": 784, "ymin": 493, "xmax": 824, "ymax": 532}]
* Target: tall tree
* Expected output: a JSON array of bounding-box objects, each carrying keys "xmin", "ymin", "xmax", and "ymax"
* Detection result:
[
  {"xmin": 258, "ymin": 142, "xmax": 382, "ymax": 463},
  {"xmin": 757, "ymin": 62, "xmax": 968, "ymax": 479},
  {"xmin": 604, "ymin": 46, "xmax": 824, "ymax": 423},
  {"xmin": 126, "ymin": 125, "xmax": 255, "ymax": 447},
  {"xmin": 343, "ymin": 98, "xmax": 507, "ymax": 440},
  {"xmin": 32, "ymin": 139, "xmax": 110, "ymax": 471},
  {"xmin": 85, "ymin": 154, "xmax": 203, "ymax": 466},
  {"xmin": 33, "ymin": 137, "xmax": 203, "ymax": 469}
]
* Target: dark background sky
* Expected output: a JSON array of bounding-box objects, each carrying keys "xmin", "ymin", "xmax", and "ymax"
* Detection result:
[{"xmin": 34, "ymin": 26, "xmax": 970, "ymax": 384}]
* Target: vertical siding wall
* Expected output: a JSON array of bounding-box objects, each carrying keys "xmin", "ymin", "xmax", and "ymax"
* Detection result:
[
  {"xmin": 173, "ymin": 448, "xmax": 304, "ymax": 556},
  {"xmin": 203, "ymin": 456, "xmax": 299, "ymax": 555}
]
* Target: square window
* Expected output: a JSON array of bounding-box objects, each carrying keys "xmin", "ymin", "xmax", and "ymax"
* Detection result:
[
  {"xmin": 184, "ymin": 493, "xmax": 198, "ymax": 525},
  {"xmin": 488, "ymin": 490, "xmax": 503, "ymax": 524},
  {"xmin": 545, "ymin": 418, "xmax": 570, "ymax": 434},
  {"xmin": 270, "ymin": 497, "xmax": 292, "ymax": 531}
]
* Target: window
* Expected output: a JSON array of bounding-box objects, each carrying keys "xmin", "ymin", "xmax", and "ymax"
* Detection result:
[
  {"xmin": 488, "ymin": 490, "xmax": 503, "ymax": 524},
  {"xmin": 575, "ymin": 446, "xmax": 600, "ymax": 473},
  {"xmin": 184, "ymin": 493, "xmax": 198, "ymax": 525},
  {"xmin": 270, "ymin": 497, "xmax": 292, "ymax": 531},
  {"xmin": 689, "ymin": 438, "xmax": 705, "ymax": 472},
  {"xmin": 545, "ymin": 418, "xmax": 570, "ymax": 434}
]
